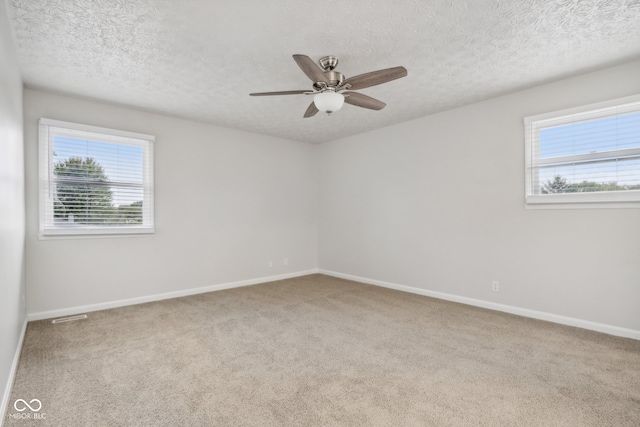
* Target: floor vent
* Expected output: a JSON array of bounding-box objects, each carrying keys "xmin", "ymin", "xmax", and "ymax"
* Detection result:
[{"xmin": 51, "ymin": 314, "xmax": 88, "ymax": 324}]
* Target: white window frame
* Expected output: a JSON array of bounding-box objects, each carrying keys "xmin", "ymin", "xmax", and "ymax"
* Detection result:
[
  {"xmin": 39, "ymin": 118, "xmax": 155, "ymax": 237},
  {"xmin": 524, "ymin": 94, "xmax": 640, "ymax": 209}
]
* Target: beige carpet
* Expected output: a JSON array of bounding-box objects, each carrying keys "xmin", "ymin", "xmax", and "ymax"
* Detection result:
[{"xmin": 5, "ymin": 274, "xmax": 640, "ymax": 426}]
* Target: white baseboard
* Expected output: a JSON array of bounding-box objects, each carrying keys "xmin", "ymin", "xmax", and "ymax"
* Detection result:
[
  {"xmin": 319, "ymin": 269, "xmax": 640, "ymax": 340},
  {"xmin": 28, "ymin": 269, "xmax": 320, "ymax": 322},
  {"xmin": 1, "ymin": 318, "xmax": 28, "ymax": 426},
  {"xmin": 26, "ymin": 267, "xmax": 640, "ymax": 339}
]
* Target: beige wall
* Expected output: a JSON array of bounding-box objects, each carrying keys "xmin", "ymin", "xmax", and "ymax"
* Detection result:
[
  {"xmin": 318, "ymin": 60, "xmax": 640, "ymax": 333},
  {"xmin": 0, "ymin": 0, "xmax": 26, "ymax": 416},
  {"xmin": 24, "ymin": 89, "xmax": 318, "ymax": 316}
]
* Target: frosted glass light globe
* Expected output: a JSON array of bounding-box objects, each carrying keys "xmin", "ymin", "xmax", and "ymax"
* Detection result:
[{"xmin": 313, "ymin": 91, "xmax": 344, "ymax": 115}]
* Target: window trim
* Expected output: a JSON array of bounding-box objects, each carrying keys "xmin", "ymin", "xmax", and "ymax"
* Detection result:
[
  {"xmin": 524, "ymin": 94, "xmax": 640, "ymax": 209},
  {"xmin": 38, "ymin": 118, "xmax": 155, "ymax": 237}
]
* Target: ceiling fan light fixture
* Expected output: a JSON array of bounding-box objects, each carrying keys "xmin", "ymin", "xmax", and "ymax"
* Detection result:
[
  {"xmin": 250, "ymin": 54, "xmax": 407, "ymax": 118},
  {"xmin": 313, "ymin": 91, "xmax": 344, "ymax": 115}
]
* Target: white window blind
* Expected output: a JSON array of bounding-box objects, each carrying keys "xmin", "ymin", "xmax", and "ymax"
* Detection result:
[
  {"xmin": 524, "ymin": 94, "xmax": 640, "ymax": 208},
  {"xmin": 39, "ymin": 118, "xmax": 155, "ymax": 236}
]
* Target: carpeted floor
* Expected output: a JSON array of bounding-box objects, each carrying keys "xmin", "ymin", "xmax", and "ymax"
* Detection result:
[{"xmin": 5, "ymin": 274, "xmax": 640, "ymax": 426}]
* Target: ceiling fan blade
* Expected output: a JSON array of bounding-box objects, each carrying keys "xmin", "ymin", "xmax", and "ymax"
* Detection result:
[
  {"xmin": 293, "ymin": 54, "xmax": 330, "ymax": 85},
  {"xmin": 342, "ymin": 66, "xmax": 407, "ymax": 90},
  {"xmin": 344, "ymin": 92, "xmax": 386, "ymax": 110},
  {"xmin": 303, "ymin": 102, "xmax": 319, "ymax": 118},
  {"xmin": 250, "ymin": 90, "xmax": 309, "ymax": 96}
]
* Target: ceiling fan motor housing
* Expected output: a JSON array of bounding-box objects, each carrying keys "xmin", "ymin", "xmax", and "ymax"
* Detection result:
[
  {"xmin": 324, "ymin": 71, "xmax": 344, "ymax": 87},
  {"xmin": 316, "ymin": 56, "xmax": 344, "ymax": 89}
]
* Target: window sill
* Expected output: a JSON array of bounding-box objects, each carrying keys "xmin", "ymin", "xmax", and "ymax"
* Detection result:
[
  {"xmin": 39, "ymin": 227, "xmax": 155, "ymax": 240},
  {"xmin": 526, "ymin": 192, "xmax": 640, "ymax": 209},
  {"xmin": 525, "ymin": 201, "xmax": 640, "ymax": 210}
]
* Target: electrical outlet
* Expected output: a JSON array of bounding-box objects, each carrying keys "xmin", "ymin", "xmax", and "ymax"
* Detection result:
[
  {"xmin": 492, "ymin": 281, "xmax": 499, "ymax": 292},
  {"xmin": 268, "ymin": 260, "xmax": 273, "ymax": 268},
  {"xmin": 284, "ymin": 258, "xmax": 288, "ymax": 266}
]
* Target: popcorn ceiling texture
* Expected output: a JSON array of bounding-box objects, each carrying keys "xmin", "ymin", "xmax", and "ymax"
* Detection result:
[{"xmin": 7, "ymin": 0, "xmax": 640, "ymax": 143}]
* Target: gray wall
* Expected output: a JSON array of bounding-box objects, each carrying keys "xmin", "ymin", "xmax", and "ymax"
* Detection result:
[
  {"xmin": 24, "ymin": 89, "xmax": 318, "ymax": 316},
  {"xmin": 318, "ymin": 60, "xmax": 640, "ymax": 333},
  {"xmin": 0, "ymin": 0, "xmax": 26, "ymax": 417}
]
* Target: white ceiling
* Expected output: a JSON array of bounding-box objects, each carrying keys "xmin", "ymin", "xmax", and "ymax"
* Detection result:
[{"xmin": 7, "ymin": 0, "xmax": 640, "ymax": 143}]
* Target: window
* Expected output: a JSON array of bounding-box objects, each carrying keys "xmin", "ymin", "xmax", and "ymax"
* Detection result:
[
  {"xmin": 39, "ymin": 119, "xmax": 154, "ymax": 236},
  {"xmin": 524, "ymin": 94, "xmax": 640, "ymax": 208}
]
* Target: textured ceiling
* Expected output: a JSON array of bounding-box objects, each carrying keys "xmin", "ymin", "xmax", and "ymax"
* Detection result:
[{"xmin": 7, "ymin": 0, "xmax": 640, "ymax": 143}]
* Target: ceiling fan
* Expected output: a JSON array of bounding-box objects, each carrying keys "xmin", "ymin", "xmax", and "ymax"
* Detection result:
[{"xmin": 250, "ymin": 54, "xmax": 407, "ymax": 117}]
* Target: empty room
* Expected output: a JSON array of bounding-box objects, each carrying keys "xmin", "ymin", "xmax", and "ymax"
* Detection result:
[{"xmin": 1, "ymin": 0, "xmax": 639, "ymax": 426}]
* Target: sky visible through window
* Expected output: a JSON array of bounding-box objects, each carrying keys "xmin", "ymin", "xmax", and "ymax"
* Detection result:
[
  {"xmin": 53, "ymin": 135, "xmax": 144, "ymax": 206},
  {"xmin": 538, "ymin": 111, "xmax": 640, "ymax": 187}
]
